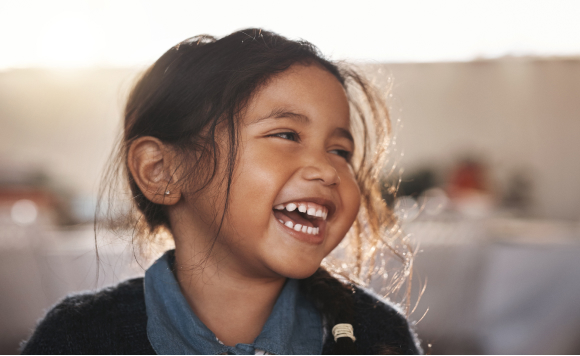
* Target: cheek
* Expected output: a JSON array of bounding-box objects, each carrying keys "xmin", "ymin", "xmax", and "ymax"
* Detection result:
[
  {"xmin": 226, "ymin": 150, "xmax": 288, "ymax": 230},
  {"xmin": 326, "ymin": 172, "xmax": 361, "ymax": 251},
  {"xmin": 341, "ymin": 175, "xmax": 362, "ymax": 226}
]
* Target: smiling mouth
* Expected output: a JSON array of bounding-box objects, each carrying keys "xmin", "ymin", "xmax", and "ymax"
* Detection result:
[{"xmin": 273, "ymin": 201, "xmax": 328, "ymax": 236}]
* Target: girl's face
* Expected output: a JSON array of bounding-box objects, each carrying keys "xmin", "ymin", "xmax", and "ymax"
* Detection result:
[{"xmin": 173, "ymin": 64, "xmax": 360, "ymax": 279}]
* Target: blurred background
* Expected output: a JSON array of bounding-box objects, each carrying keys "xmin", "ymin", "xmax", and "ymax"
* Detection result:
[{"xmin": 1, "ymin": 0, "xmax": 580, "ymax": 354}]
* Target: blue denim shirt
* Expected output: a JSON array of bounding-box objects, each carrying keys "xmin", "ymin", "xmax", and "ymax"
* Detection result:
[{"xmin": 144, "ymin": 250, "xmax": 323, "ymax": 355}]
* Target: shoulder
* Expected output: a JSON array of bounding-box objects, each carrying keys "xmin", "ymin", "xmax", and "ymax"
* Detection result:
[
  {"xmin": 21, "ymin": 277, "xmax": 155, "ymax": 355},
  {"xmin": 351, "ymin": 286, "xmax": 423, "ymax": 354}
]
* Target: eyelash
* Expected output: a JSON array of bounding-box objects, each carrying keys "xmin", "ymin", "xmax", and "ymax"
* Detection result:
[
  {"xmin": 269, "ymin": 131, "xmax": 352, "ymax": 161},
  {"xmin": 270, "ymin": 131, "xmax": 299, "ymax": 142},
  {"xmin": 329, "ymin": 149, "xmax": 351, "ymax": 160}
]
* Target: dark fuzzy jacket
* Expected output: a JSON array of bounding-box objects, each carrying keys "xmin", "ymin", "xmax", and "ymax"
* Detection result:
[{"xmin": 21, "ymin": 278, "xmax": 421, "ymax": 354}]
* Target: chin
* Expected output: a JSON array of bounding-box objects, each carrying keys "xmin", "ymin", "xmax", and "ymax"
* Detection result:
[{"xmin": 271, "ymin": 259, "xmax": 322, "ymax": 280}]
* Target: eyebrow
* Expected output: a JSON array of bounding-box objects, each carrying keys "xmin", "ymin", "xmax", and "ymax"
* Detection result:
[
  {"xmin": 251, "ymin": 108, "xmax": 310, "ymax": 125},
  {"xmin": 251, "ymin": 108, "xmax": 354, "ymax": 143},
  {"xmin": 335, "ymin": 127, "xmax": 354, "ymax": 144}
]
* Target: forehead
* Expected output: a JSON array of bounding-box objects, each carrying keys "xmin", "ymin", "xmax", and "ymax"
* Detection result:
[{"xmin": 244, "ymin": 64, "xmax": 350, "ymax": 127}]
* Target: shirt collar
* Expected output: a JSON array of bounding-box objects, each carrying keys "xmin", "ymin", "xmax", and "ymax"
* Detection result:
[{"xmin": 144, "ymin": 250, "xmax": 323, "ymax": 355}]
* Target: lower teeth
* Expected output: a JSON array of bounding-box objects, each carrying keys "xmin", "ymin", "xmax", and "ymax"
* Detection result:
[{"xmin": 280, "ymin": 219, "xmax": 317, "ymax": 235}]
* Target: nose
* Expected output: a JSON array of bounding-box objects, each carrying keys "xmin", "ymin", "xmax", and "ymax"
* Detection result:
[{"xmin": 300, "ymin": 155, "xmax": 341, "ymax": 186}]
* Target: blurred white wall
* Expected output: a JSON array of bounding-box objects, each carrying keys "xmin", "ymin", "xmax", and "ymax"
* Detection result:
[
  {"xmin": 0, "ymin": 68, "xmax": 140, "ymax": 195},
  {"xmin": 366, "ymin": 58, "xmax": 580, "ymax": 220}
]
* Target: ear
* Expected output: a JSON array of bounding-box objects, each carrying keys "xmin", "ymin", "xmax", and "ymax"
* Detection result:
[{"xmin": 127, "ymin": 136, "xmax": 181, "ymax": 205}]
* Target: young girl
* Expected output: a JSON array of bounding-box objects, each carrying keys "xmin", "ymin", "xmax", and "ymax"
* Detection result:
[{"xmin": 22, "ymin": 29, "xmax": 421, "ymax": 355}]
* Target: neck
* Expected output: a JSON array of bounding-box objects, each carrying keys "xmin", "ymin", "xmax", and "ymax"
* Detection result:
[{"xmin": 174, "ymin": 248, "xmax": 286, "ymax": 346}]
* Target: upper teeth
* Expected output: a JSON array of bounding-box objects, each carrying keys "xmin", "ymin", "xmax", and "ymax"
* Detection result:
[{"xmin": 274, "ymin": 202, "xmax": 328, "ymax": 220}]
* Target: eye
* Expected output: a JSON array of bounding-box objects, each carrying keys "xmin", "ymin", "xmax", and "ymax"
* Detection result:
[
  {"xmin": 269, "ymin": 131, "xmax": 299, "ymax": 142},
  {"xmin": 329, "ymin": 149, "xmax": 352, "ymax": 161}
]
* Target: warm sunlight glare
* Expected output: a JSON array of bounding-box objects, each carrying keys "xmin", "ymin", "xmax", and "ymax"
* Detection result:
[
  {"xmin": 1, "ymin": 0, "xmax": 579, "ymax": 69},
  {"xmin": 38, "ymin": 11, "xmax": 99, "ymax": 67}
]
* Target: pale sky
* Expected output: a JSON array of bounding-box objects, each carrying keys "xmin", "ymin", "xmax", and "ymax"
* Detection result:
[{"xmin": 1, "ymin": 0, "xmax": 579, "ymax": 68}]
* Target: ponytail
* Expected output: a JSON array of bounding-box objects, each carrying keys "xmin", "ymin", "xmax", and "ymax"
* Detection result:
[{"xmin": 300, "ymin": 268, "xmax": 359, "ymax": 355}]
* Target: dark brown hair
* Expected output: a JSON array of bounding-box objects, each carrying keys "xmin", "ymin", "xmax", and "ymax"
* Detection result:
[{"xmin": 98, "ymin": 28, "xmax": 414, "ymax": 354}]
